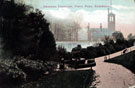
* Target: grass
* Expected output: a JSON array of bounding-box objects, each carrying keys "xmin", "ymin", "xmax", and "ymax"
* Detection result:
[
  {"xmin": 105, "ymin": 50, "xmax": 135, "ymax": 73},
  {"xmin": 22, "ymin": 70, "xmax": 95, "ymax": 88}
]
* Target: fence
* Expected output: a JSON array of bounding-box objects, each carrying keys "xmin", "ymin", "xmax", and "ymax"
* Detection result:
[{"xmin": 104, "ymin": 46, "xmax": 135, "ymax": 61}]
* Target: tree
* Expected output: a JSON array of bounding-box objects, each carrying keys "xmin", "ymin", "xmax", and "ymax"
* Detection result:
[
  {"xmin": 0, "ymin": 0, "xmax": 56, "ymax": 61},
  {"xmin": 112, "ymin": 31, "xmax": 124, "ymax": 41},
  {"xmin": 86, "ymin": 46, "xmax": 97, "ymax": 58},
  {"xmin": 103, "ymin": 36, "xmax": 111, "ymax": 44},
  {"xmin": 127, "ymin": 33, "xmax": 135, "ymax": 40}
]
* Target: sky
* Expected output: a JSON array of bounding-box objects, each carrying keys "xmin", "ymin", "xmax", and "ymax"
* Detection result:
[{"xmin": 23, "ymin": 0, "xmax": 135, "ymax": 38}]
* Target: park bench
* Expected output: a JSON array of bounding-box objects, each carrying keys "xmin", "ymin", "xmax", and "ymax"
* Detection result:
[
  {"xmin": 58, "ymin": 58, "xmax": 96, "ymax": 70},
  {"xmin": 87, "ymin": 59, "xmax": 95, "ymax": 64},
  {"xmin": 74, "ymin": 59, "xmax": 96, "ymax": 69}
]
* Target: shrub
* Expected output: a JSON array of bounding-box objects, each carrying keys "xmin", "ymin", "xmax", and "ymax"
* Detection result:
[
  {"xmin": 104, "ymin": 44, "xmax": 116, "ymax": 54},
  {"xmin": 128, "ymin": 39, "xmax": 135, "ymax": 47},
  {"xmin": 0, "ymin": 59, "xmax": 26, "ymax": 86},
  {"xmin": 0, "ymin": 56, "xmax": 54, "ymax": 86},
  {"xmin": 87, "ymin": 46, "xmax": 97, "ymax": 58},
  {"xmin": 57, "ymin": 46, "xmax": 67, "ymax": 61},
  {"xmin": 14, "ymin": 56, "xmax": 48, "ymax": 81}
]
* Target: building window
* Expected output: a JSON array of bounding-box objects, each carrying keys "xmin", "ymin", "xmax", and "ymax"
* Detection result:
[{"xmin": 109, "ymin": 16, "xmax": 114, "ymax": 22}]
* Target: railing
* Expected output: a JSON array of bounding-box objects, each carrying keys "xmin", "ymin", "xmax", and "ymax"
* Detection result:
[{"xmin": 104, "ymin": 46, "xmax": 135, "ymax": 61}]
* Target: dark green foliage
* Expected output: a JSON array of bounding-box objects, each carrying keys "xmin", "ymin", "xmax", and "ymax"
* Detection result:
[
  {"xmin": 104, "ymin": 44, "xmax": 116, "ymax": 54},
  {"xmin": 0, "ymin": 0, "xmax": 56, "ymax": 60},
  {"xmin": 0, "ymin": 59, "xmax": 26, "ymax": 87},
  {"xmin": 105, "ymin": 50, "xmax": 135, "ymax": 73},
  {"xmin": 70, "ymin": 38, "xmax": 135, "ymax": 60},
  {"xmin": 95, "ymin": 44, "xmax": 106, "ymax": 57},
  {"xmin": 79, "ymin": 48, "xmax": 88, "ymax": 58},
  {"xmin": 71, "ymin": 45, "xmax": 82, "ymax": 59},
  {"xmin": 57, "ymin": 46, "xmax": 72, "ymax": 62},
  {"xmin": 15, "ymin": 57, "xmax": 48, "ymax": 81},
  {"xmin": 86, "ymin": 46, "xmax": 97, "ymax": 58},
  {"xmin": 21, "ymin": 70, "xmax": 95, "ymax": 88},
  {"xmin": 0, "ymin": 56, "xmax": 53, "ymax": 87},
  {"xmin": 112, "ymin": 31, "xmax": 124, "ymax": 41},
  {"xmin": 0, "ymin": 1, "xmax": 57, "ymax": 87},
  {"xmin": 128, "ymin": 39, "xmax": 135, "ymax": 47},
  {"xmin": 72, "ymin": 45, "xmax": 82, "ymax": 52},
  {"xmin": 113, "ymin": 39, "xmax": 128, "ymax": 51},
  {"xmin": 103, "ymin": 36, "xmax": 113, "ymax": 44},
  {"xmin": 131, "ymin": 53, "xmax": 135, "ymax": 71},
  {"xmin": 57, "ymin": 46, "xmax": 67, "ymax": 60},
  {"xmin": 38, "ymin": 31, "xmax": 56, "ymax": 61}
]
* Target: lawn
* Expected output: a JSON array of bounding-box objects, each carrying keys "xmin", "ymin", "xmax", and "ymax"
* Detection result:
[
  {"xmin": 22, "ymin": 70, "xmax": 95, "ymax": 88},
  {"xmin": 105, "ymin": 50, "xmax": 135, "ymax": 73}
]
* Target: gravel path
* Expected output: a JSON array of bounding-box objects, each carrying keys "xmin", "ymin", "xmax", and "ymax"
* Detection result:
[
  {"xmin": 92, "ymin": 47, "xmax": 135, "ymax": 88},
  {"xmin": 72, "ymin": 47, "xmax": 135, "ymax": 88}
]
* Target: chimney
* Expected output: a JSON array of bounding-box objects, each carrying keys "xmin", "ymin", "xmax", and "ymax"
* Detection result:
[
  {"xmin": 100, "ymin": 23, "xmax": 102, "ymax": 29},
  {"xmin": 108, "ymin": 8, "xmax": 110, "ymax": 15},
  {"xmin": 88, "ymin": 23, "xmax": 90, "ymax": 30}
]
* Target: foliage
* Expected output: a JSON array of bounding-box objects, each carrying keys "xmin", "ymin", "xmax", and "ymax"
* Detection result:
[
  {"xmin": 127, "ymin": 33, "xmax": 135, "ymax": 40},
  {"xmin": 104, "ymin": 44, "xmax": 115, "ymax": 54},
  {"xmin": 128, "ymin": 39, "xmax": 135, "ymax": 47},
  {"xmin": 105, "ymin": 50, "xmax": 135, "ymax": 73},
  {"xmin": 14, "ymin": 56, "xmax": 48, "ymax": 80},
  {"xmin": 95, "ymin": 44, "xmax": 107, "ymax": 57},
  {"xmin": 57, "ymin": 46, "xmax": 67, "ymax": 59},
  {"xmin": 21, "ymin": 70, "xmax": 95, "ymax": 88},
  {"xmin": 0, "ymin": 0, "xmax": 56, "ymax": 61},
  {"xmin": 0, "ymin": 56, "xmax": 54, "ymax": 88},
  {"xmin": 0, "ymin": 59, "xmax": 26, "ymax": 86},
  {"xmin": 86, "ymin": 46, "xmax": 97, "ymax": 58},
  {"xmin": 102, "ymin": 36, "xmax": 113, "ymax": 44},
  {"xmin": 57, "ymin": 46, "xmax": 72, "ymax": 61},
  {"xmin": 112, "ymin": 31, "xmax": 124, "ymax": 41},
  {"xmin": 0, "ymin": 1, "xmax": 57, "ymax": 87},
  {"xmin": 69, "ymin": 34, "xmax": 135, "ymax": 60},
  {"xmin": 72, "ymin": 45, "xmax": 82, "ymax": 52},
  {"xmin": 79, "ymin": 48, "xmax": 88, "ymax": 58}
]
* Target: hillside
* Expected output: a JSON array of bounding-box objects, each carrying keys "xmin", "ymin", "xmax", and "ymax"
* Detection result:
[{"xmin": 105, "ymin": 50, "xmax": 135, "ymax": 73}]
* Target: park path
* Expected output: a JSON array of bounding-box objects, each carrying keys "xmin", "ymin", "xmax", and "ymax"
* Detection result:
[
  {"xmin": 92, "ymin": 46, "xmax": 135, "ymax": 88},
  {"xmin": 78, "ymin": 46, "xmax": 135, "ymax": 88}
]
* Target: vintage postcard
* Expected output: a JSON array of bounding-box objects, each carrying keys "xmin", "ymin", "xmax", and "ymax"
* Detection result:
[{"xmin": 0, "ymin": 0, "xmax": 135, "ymax": 88}]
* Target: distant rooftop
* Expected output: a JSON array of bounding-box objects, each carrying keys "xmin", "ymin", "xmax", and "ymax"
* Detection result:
[{"xmin": 89, "ymin": 28, "xmax": 114, "ymax": 38}]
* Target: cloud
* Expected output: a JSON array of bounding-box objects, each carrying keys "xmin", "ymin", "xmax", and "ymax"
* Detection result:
[
  {"xmin": 43, "ymin": 9, "xmax": 109, "ymax": 28},
  {"xmin": 42, "ymin": 8, "xmax": 135, "ymax": 38},
  {"xmin": 112, "ymin": 5, "xmax": 135, "ymax": 10},
  {"xmin": 42, "ymin": 8, "xmax": 84, "ymax": 25},
  {"xmin": 43, "ymin": 8, "xmax": 135, "ymax": 27},
  {"xmin": 113, "ymin": 10, "xmax": 135, "ymax": 25},
  {"xmin": 46, "ymin": 8, "xmax": 70, "ymax": 19}
]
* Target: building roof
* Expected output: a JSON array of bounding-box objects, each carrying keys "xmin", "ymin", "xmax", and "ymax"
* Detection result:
[
  {"xmin": 89, "ymin": 28, "xmax": 114, "ymax": 38},
  {"xmin": 108, "ymin": 12, "xmax": 115, "ymax": 16}
]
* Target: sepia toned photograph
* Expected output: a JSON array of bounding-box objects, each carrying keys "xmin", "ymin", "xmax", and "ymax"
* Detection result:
[{"xmin": 0, "ymin": 0, "xmax": 135, "ymax": 88}]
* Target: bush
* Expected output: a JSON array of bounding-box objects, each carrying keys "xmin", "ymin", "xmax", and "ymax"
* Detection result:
[
  {"xmin": 79, "ymin": 48, "xmax": 88, "ymax": 59},
  {"xmin": 87, "ymin": 46, "xmax": 97, "ymax": 58},
  {"xmin": 14, "ymin": 56, "xmax": 48, "ymax": 81},
  {"xmin": 57, "ymin": 46, "xmax": 67, "ymax": 59},
  {"xmin": 128, "ymin": 39, "xmax": 135, "ymax": 47},
  {"xmin": 104, "ymin": 44, "xmax": 116, "ymax": 54},
  {"xmin": 0, "ymin": 59, "xmax": 26, "ymax": 86},
  {"xmin": 130, "ymin": 52, "xmax": 135, "ymax": 71},
  {"xmin": 0, "ymin": 56, "xmax": 54, "ymax": 87}
]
